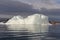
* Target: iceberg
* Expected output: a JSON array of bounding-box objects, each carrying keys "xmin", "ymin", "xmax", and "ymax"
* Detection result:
[
  {"xmin": 6, "ymin": 16, "xmax": 24, "ymax": 24},
  {"xmin": 6, "ymin": 14, "xmax": 49, "ymax": 33}
]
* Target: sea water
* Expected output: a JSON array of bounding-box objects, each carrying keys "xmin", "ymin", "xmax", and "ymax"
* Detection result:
[{"xmin": 0, "ymin": 24, "xmax": 59, "ymax": 40}]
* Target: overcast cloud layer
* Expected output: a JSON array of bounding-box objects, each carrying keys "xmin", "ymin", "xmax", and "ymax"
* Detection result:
[
  {"xmin": 0, "ymin": 0, "xmax": 36, "ymax": 12},
  {"xmin": 0, "ymin": 0, "xmax": 60, "ymax": 19},
  {"xmin": 16, "ymin": 0, "xmax": 60, "ymax": 9}
]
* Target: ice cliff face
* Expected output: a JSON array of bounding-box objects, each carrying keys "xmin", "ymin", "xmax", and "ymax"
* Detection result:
[{"xmin": 6, "ymin": 14, "xmax": 49, "ymax": 33}]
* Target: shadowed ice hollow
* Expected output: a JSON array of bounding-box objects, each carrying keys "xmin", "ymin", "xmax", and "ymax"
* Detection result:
[{"xmin": 5, "ymin": 14, "xmax": 49, "ymax": 33}]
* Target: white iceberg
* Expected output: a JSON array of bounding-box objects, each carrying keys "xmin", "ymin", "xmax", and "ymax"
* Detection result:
[
  {"xmin": 6, "ymin": 16, "xmax": 24, "ymax": 24},
  {"xmin": 5, "ymin": 14, "xmax": 49, "ymax": 33}
]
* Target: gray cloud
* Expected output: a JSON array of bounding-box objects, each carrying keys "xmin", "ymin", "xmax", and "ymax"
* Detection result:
[
  {"xmin": 40, "ymin": 8, "xmax": 60, "ymax": 15},
  {"xmin": 18, "ymin": 0, "xmax": 60, "ymax": 9},
  {"xmin": 32, "ymin": 0, "xmax": 60, "ymax": 9},
  {"xmin": 0, "ymin": 0, "xmax": 41, "ymax": 17},
  {"xmin": 0, "ymin": 0, "xmax": 37, "ymax": 12},
  {"xmin": 0, "ymin": 0, "xmax": 60, "ymax": 19}
]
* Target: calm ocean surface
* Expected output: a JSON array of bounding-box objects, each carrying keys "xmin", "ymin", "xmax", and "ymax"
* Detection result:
[{"xmin": 0, "ymin": 25, "xmax": 60, "ymax": 40}]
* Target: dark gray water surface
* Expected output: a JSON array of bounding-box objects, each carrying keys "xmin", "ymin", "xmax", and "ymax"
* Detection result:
[{"xmin": 0, "ymin": 25, "xmax": 60, "ymax": 40}]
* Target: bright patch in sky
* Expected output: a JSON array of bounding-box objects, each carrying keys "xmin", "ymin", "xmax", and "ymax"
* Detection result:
[{"xmin": 14, "ymin": 0, "xmax": 60, "ymax": 9}]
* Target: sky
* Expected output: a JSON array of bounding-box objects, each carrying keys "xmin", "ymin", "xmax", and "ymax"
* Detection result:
[
  {"xmin": 0, "ymin": 0, "xmax": 60, "ymax": 20},
  {"xmin": 15, "ymin": 0, "xmax": 60, "ymax": 9}
]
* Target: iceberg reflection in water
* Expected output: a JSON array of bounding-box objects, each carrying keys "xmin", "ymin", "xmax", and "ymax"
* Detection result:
[
  {"xmin": 0, "ymin": 14, "xmax": 56, "ymax": 40},
  {"xmin": 0, "ymin": 24, "xmax": 48, "ymax": 40}
]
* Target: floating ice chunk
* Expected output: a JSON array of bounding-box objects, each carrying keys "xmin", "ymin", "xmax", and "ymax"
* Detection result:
[{"xmin": 5, "ymin": 14, "xmax": 49, "ymax": 33}]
